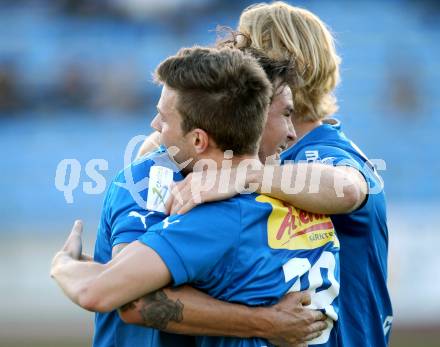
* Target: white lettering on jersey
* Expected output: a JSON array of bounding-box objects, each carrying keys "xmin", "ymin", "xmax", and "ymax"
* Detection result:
[{"xmin": 283, "ymin": 251, "xmax": 339, "ymax": 344}]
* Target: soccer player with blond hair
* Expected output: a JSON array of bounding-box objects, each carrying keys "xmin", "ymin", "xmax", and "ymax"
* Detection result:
[{"xmin": 235, "ymin": 4, "xmax": 392, "ymax": 346}]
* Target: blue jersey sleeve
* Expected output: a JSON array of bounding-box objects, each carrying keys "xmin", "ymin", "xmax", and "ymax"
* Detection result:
[
  {"xmin": 106, "ymin": 179, "xmax": 147, "ymax": 247},
  {"xmin": 93, "ymin": 183, "xmax": 115, "ymax": 264},
  {"xmin": 106, "ymin": 159, "xmax": 168, "ymax": 248},
  {"xmin": 139, "ymin": 201, "xmax": 241, "ymax": 286}
]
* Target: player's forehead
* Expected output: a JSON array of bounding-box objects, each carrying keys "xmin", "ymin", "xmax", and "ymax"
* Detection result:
[
  {"xmin": 157, "ymin": 85, "xmax": 178, "ymax": 115},
  {"xmin": 270, "ymin": 85, "xmax": 293, "ymax": 112}
]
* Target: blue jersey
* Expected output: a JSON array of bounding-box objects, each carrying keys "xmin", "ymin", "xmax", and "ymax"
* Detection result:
[
  {"xmin": 281, "ymin": 120, "xmax": 393, "ymax": 347},
  {"xmin": 140, "ymin": 193, "xmax": 340, "ymax": 347},
  {"xmin": 93, "ymin": 147, "xmax": 195, "ymax": 347}
]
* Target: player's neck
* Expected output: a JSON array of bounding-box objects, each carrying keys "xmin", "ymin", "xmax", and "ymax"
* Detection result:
[
  {"xmin": 193, "ymin": 152, "xmax": 260, "ymax": 171},
  {"xmin": 292, "ymin": 119, "xmax": 322, "ymax": 140},
  {"xmin": 229, "ymin": 154, "xmax": 261, "ymax": 169}
]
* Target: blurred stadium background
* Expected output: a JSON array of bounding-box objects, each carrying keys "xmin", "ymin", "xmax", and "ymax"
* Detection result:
[{"xmin": 0, "ymin": 0, "xmax": 439, "ymax": 346}]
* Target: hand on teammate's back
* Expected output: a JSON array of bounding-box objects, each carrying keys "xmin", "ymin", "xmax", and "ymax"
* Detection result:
[
  {"xmin": 165, "ymin": 169, "xmax": 238, "ymax": 215},
  {"xmin": 264, "ymin": 292, "xmax": 327, "ymax": 347}
]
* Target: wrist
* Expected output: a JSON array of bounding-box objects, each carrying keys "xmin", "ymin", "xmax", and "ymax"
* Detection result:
[{"xmin": 250, "ymin": 306, "xmax": 276, "ymax": 339}]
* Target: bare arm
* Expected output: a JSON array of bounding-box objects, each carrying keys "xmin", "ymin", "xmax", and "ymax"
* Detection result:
[
  {"xmin": 136, "ymin": 131, "xmax": 161, "ymax": 158},
  {"xmin": 167, "ymin": 163, "xmax": 367, "ymax": 215},
  {"xmin": 51, "ymin": 222, "xmax": 171, "ymax": 312},
  {"xmin": 51, "ymin": 251, "xmax": 107, "ymax": 309},
  {"xmin": 119, "ymin": 286, "xmax": 326, "ymax": 345},
  {"xmin": 251, "ymin": 163, "xmax": 368, "ymax": 214},
  {"xmin": 52, "ymin": 221, "xmax": 326, "ymax": 345},
  {"xmin": 113, "ymin": 240, "xmax": 326, "ymax": 344}
]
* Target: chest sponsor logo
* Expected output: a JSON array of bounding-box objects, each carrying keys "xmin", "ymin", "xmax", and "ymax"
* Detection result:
[{"xmin": 256, "ymin": 195, "xmax": 339, "ymax": 250}]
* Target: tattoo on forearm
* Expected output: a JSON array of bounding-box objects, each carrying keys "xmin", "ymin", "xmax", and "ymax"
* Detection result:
[{"xmin": 120, "ymin": 290, "xmax": 184, "ymax": 330}]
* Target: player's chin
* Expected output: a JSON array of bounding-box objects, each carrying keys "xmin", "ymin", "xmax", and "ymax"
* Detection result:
[{"xmin": 275, "ymin": 145, "xmax": 286, "ymax": 158}]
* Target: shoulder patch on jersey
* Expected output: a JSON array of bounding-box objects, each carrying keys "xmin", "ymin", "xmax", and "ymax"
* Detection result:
[
  {"xmin": 305, "ymin": 150, "xmax": 319, "ymax": 162},
  {"xmin": 114, "ymin": 150, "xmax": 181, "ymax": 211},
  {"xmin": 146, "ymin": 166, "xmax": 174, "ymax": 213},
  {"xmin": 321, "ymin": 157, "xmax": 337, "ymax": 165}
]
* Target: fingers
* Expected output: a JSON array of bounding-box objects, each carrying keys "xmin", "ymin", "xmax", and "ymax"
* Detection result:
[
  {"xmin": 177, "ymin": 199, "xmax": 198, "ymax": 215},
  {"xmin": 80, "ymin": 254, "xmax": 93, "ymax": 262},
  {"xmin": 169, "ymin": 182, "xmax": 185, "ymax": 215},
  {"xmin": 306, "ymin": 320, "xmax": 327, "ymax": 336},
  {"xmin": 169, "ymin": 178, "xmax": 201, "ymax": 215},
  {"xmin": 310, "ymin": 310, "xmax": 326, "ymax": 322},
  {"xmin": 282, "ymin": 291, "xmax": 311, "ymax": 306},
  {"xmin": 164, "ymin": 183, "xmax": 175, "ymax": 215},
  {"xmin": 304, "ymin": 331, "xmax": 323, "ymax": 342},
  {"xmin": 62, "ymin": 220, "xmax": 83, "ymax": 251},
  {"xmin": 61, "ymin": 220, "xmax": 83, "ymax": 259},
  {"xmin": 170, "ymin": 187, "xmax": 187, "ymax": 215},
  {"xmin": 299, "ymin": 292, "xmax": 311, "ymax": 306},
  {"xmin": 72, "ymin": 219, "xmax": 83, "ymax": 234},
  {"xmin": 303, "ymin": 321, "xmax": 327, "ymax": 342}
]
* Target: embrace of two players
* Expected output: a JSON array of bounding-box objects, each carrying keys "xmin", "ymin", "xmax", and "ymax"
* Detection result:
[{"xmin": 51, "ymin": 2, "xmax": 392, "ymax": 347}]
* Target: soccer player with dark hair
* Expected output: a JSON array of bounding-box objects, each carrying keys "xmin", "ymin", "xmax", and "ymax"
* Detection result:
[{"xmin": 52, "ymin": 46, "xmax": 339, "ymax": 347}]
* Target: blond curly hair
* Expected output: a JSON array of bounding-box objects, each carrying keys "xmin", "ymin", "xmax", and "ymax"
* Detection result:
[{"xmin": 237, "ymin": 1, "xmax": 341, "ymax": 122}]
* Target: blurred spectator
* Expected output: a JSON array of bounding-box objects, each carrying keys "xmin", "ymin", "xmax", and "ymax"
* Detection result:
[
  {"xmin": 407, "ymin": 0, "xmax": 440, "ymax": 26},
  {"xmin": 0, "ymin": 62, "xmax": 24, "ymax": 115},
  {"xmin": 381, "ymin": 52, "xmax": 424, "ymax": 118},
  {"xmin": 58, "ymin": 0, "xmax": 112, "ymax": 17},
  {"xmin": 92, "ymin": 61, "xmax": 147, "ymax": 113},
  {"xmin": 55, "ymin": 62, "xmax": 93, "ymax": 109}
]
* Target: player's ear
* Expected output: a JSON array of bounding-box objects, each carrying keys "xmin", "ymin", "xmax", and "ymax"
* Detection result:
[{"xmin": 190, "ymin": 128, "xmax": 209, "ymax": 154}]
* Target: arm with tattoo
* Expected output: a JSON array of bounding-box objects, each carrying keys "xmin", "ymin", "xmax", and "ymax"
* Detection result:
[
  {"xmin": 53, "ymin": 222, "xmax": 326, "ymax": 345},
  {"xmin": 120, "ymin": 289, "xmax": 184, "ymax": 330},
  {"xmin": 110, "ymin": 235, "xmax": 326, "ymax": 344},
  {"xmin": 118, "ymin": 285, "xmax": 327, "ymax": 345}
]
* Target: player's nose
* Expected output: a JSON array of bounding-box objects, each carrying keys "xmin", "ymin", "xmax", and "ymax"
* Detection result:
[
  {"xmin": 151, "ymin": 114, "xmax": 162, "ymax": 132},
  {"xmin": 286, "ymin": 122, "xmax": 297, "ymax": 147}
]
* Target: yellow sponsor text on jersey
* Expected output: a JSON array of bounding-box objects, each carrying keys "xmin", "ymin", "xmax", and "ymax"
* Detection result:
[{"xmin": 256, "ymin": 195, "xmax": 339, "ymax": 250}]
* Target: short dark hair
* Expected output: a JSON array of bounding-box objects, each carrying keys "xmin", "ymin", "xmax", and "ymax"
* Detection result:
[
  {"xmin": 155, "ymin": 46, "xmax": 272, "ymax": 156},
  {"xmin": 216, "ymin": 28, "xmax": 301, "ymax": 94},
  {"xmin": 241, "ymin": 47, "xmax": 300, "ymax": 99}
]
